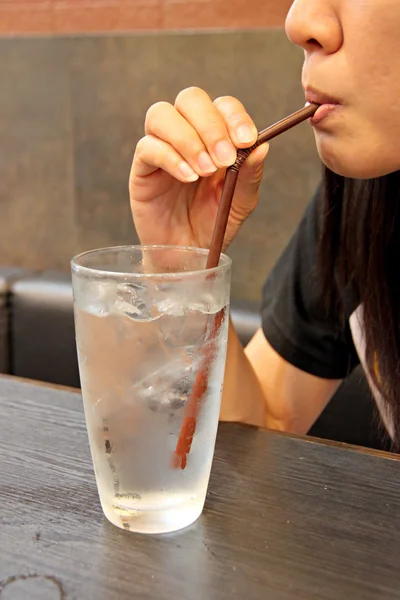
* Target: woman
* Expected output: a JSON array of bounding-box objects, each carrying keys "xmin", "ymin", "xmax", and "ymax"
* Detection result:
[{"xmin": 129, "ymin": 0, "xmax": 400, "ymax": 449}]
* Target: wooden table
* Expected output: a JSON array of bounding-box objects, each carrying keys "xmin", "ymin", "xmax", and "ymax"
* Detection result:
[{"xmin": 1, "ymin": 377, "xmax": 400, "ymax": 600}]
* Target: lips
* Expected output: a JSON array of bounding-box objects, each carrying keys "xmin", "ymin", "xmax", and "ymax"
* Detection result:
[
  {"xmin": 310, "ymin": 104, "xmax": 337, "ymax": 125},
  {"xmin": 304, "ymin": 88, "xmax": 340, "ymax": 125},
  {"xmin": 305, "ymin": 89, "xmax": 339, "ymax": 106}
]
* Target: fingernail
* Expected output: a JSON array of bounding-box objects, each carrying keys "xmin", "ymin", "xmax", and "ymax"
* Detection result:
[
  {"xmin": 214, "ymin": 140, "xmax": 237, "ymax": 166},
  {"xmin": 236, "ymin": 124, "xmax": 256, "ymax": 144},
  {"xmin": 197, "ymin": 151, "xmax": 217, "ymax": 173},
  {"xmin": 178, "ymin": 162, "xmax": 199, "ymax": 182}
]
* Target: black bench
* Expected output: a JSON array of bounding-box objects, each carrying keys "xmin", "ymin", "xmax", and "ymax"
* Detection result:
[
  {"xmin": 0, "ymin": 267, "xmax": 33, "ymax": 374},
  {"xmin": 2, "ymin": 269, "xmax": 390, "ymax": 451}
]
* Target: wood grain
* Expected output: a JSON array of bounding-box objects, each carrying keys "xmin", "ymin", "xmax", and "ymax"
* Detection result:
[
  {"xmin": 0, "ymin": 373, "xmax": 81, "ymax": 394},
  {"xmin": 1, "ymin": 377, "xmax": 400, "ymax": 599}
]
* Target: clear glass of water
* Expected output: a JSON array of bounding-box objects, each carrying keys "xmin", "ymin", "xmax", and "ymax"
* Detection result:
[{"xmin": 71, "ymin": 246, "xmax": 231, "ymax": 534}]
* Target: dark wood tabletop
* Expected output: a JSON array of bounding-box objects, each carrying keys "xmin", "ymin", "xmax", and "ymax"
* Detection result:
[{"xmin": 1, "ymin": 376, "xmax": 400, "ymax": 600}]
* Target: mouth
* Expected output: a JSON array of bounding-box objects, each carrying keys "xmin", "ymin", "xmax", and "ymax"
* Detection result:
[{"xmin": 305, "ymin": 88, "xmax": 340, "ymax": 126}]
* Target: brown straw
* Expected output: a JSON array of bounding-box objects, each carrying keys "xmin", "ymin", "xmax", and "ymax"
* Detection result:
[
  {"xmin": 206, "ymin": 103, "xmax": 320, "ymax": 268},
  {"xmin": 173, "ymin": 103, "xmax": 320, "ymax": 470}
]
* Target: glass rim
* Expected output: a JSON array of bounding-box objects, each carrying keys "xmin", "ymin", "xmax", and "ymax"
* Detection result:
[{"xmin": 71, "ymin": 244, "xmax": 232, "ymax": 279}]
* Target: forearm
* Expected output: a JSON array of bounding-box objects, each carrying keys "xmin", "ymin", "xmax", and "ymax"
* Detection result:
[
  {"xmin": 220, "ymin": 319, "xmax": 276, "ymax": 429},
  {"xmin": 219, "ymin": 319, "xmax": 342, "ymax": 434}
]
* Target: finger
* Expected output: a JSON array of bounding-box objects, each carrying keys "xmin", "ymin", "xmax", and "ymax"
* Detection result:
[
  {"xmin": 131, "ymin": 135, "xmax": 200, "ymax": 184},
  {"xmin": 235, "ymin": 142, "xmax": 270, "ymax": 201},
  {"xmin": 243, "ymin": 142, "xmax": 270, "ymax": 175},
  {"xmin": 174, "ymin": 87, "xmax": 238, "ymax": 168},
  {"xmin": 213, "ymin": 95, "xmax": 258, "ymax": 148},
  {"xmin": 211, "ymin": 142, "xmax": 269, "ymax": 236},
  {"xmin": 145, "ymin": 100, "xmax": 218, "ymax": 177}
]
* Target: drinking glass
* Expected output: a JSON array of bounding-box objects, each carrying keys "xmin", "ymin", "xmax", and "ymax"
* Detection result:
[{"xmin": 71, "ymin": 245, "xmax": 231, "ymax": 534}]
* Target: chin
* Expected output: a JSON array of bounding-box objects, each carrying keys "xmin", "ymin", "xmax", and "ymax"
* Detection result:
[
  {"xmin": 315, "ymin": 132, "xmax": 400, "ymax": 180},
  {"xmin": 321, "ymin": 154, "xmax": 380, "ymax": 179}
]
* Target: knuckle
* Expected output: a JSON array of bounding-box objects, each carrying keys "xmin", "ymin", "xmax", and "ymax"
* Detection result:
[
  {"xmin": 134, "ymin": 135, "xmax": 149, "ymax": 157},
  {"xmin": 213, "ymin": 95, "xmax": 233, "ymax": 106},
  {"xmin": 145, "ymin": 101, "xmax": 171, "ymax": 128},
  {"xmin": 214, "ymin": 96, "xmax": 249, "ymax": 126},
  {"xmin": 226, "ymin": 111, "xmax": 247, "ymax": 127},
  {"xmin": 134, "ymin": 135, "xmax": 161, "ymax": 162},
  {"xmin": 213, "ymin": 95, "xmax": 243, "ymax": 112},
  {"xmin": 175, "ymin": 86, "xmax": 205, "ymax": 108}
]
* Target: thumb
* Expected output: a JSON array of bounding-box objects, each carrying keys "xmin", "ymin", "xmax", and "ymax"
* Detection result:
[
  {"xmin": 234, "ymin": 142, "xmax": 269, "ymax": 206},
  {"xmin": 214, "ymin": 142, "xmax": 269, "ymax": 249}
]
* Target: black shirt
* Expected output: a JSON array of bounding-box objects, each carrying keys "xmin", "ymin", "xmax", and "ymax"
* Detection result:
[{"xmin": 261, "ymin": 188, "xmax": 360, "ymax": 381}]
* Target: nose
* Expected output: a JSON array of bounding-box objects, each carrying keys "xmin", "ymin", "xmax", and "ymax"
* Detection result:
[{"xmin": 285, "ymin": 0, "xmax": 343, "ymax": 55}]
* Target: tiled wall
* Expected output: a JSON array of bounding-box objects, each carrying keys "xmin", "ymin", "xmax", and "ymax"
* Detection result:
[
  {"xmin": 0, "ymin": 0, "xmax": 293, "ymax": 35},
  {"xmin": 0, "ymin": 30, "xmax": 322, "ymax": 302}
]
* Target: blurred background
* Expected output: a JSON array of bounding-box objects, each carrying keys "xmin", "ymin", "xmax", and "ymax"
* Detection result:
[
  {"xmin": 0, "ymin": 0, "xmax": 321, "ymax": 301},
  {"xmin": 1, "ymin": 2, "xmax": 381, "ymax": 451}
]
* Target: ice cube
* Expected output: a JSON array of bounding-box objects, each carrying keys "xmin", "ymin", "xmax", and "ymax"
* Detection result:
[
  {"xmin": 158, "ymin": 311, "xmax": 208, "ymax": 348},
  {"xmin": 147, "ymin": 377, "xmax": 192, "ymax": 413},
  {"xmin": 189, "ymin": 285, "xmax": 230, "ymax": 315},
  {"xmin": 132, "ymin": 356, "xmax": 196, "ymax": 413},
  {"xmin": 156, "ymin": 297, "xmax": 186, "ymax": 317},
  {"xmin": 157, "ymin": 289, "xmax": 227, "ymax": 318},
  {"xmin": 114, "ymin": 282, "xmax": 161, "ymax": 322},
  {"xmin": 82, "ymin": 281, "xmax": 117, "ymax": 317}
]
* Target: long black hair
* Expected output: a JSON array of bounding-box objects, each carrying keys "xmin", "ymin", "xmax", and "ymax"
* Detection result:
[{"xmin": 319, "ymin": 167, "xmax": 400, "ymax": 449}]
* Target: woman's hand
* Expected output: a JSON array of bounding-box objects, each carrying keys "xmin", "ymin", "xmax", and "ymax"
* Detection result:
[{"xmin": 130, "ymin": 87, "xmax": 269, "ymax": 250}]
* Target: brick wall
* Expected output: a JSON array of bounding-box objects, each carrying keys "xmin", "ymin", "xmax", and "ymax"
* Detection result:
[{"xmin": 0, "ymin": 0, "xmax": 292, "ymax": 35}]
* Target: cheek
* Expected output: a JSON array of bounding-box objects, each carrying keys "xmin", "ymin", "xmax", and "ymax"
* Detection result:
[
  {"xmin": 312, "ymin": 1, "xmax": 400, "ymax": 178},
  {"xmin": 344, "ymin": 4, "xmax": 400, "ymax": 104}
]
